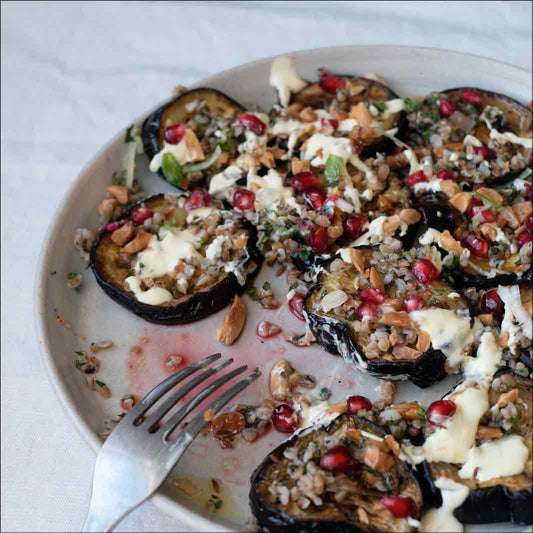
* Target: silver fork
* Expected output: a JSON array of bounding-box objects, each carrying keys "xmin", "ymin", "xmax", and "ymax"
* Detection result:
[{"xmin": 82, "ymin": 353, "xmax": 260, "ymax": 532}]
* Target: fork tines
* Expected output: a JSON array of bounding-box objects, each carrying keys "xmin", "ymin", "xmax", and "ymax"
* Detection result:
[{"xmin": 125, "ymin": 353, "xmax": 261, "ymax": 442}]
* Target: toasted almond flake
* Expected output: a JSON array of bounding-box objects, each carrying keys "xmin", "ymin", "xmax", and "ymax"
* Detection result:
[
  {"xmin": 384, "ymin": 435, "xmax": 400, "ymax": 456},
  {"xmin": 449, "ymin": 192, "xmax": 472, "ymax": 213},
  {"xmin": 369, "ymin": 267, "xmax": 385, "ymax": 292},
  {"xmin": 433, "ymin": 142, "xmax": 463, "ymax": 157},
  {"xmin": 357, "ymin": 507, "xmax": 370, "ymax": 525},
  {"xmin": 270, "ymin": 359, "xmax": 293, "ymax": 401},
  {"xmin": 399, "ymin": 208, "xmax": 421, "ymax": 225},
  {"xmin": 392, "ymin": 345, "xmax": 422, "ymax": 360},
  {"xmin": 512, "ymin": 201, "xmax": 533, "ymax": 224},
  {"xmin": 497, "ymin": 388, "xmax": 519, "ymax": 408},
  {"xmin": 439, "ymin": 179, "xmax": 461, "ymax": 198},
  {"xmin": 326, "ymin": 403, "xmax": 346, "ymax": 415},
  {"xmin": 475, "ymin": 425, "xmax": 503, "ymax": 440},
  {"xmin": 216, "ymin": 295, "xmax": 246, "ymax": 345},
  {"xmin": 291, "ymin": 158, "xmax": 310, "ymax": 174},
  {"xmin": 350, "ymin": 102, "xmax": 372, "ymax": 127},
  {"xmin": 111, "ymin": 221, "xmax": 135, "ymax": 246},
  {"xmin": 476, "ymin": 187, "xmax": 503, "ymax": 205},
  {"xmin": 349, "ymin": 249, "xmax": 366, "ymax": 273},
  {"xmin": 439, "ymin": 230, "xmax": 463, "ymax": 255},
  {"xmin": 381, "ymin": 311, "xmax": 411, "ymax": 327},
  {"xmin": 204, "ymin": 409, "xmax": 216, "ymax": 422},
  {"xmin": 121, "ymin": 229, "xmax": 153, "ymax": 254},
  {"xmin": 479, "ymin": 223, "xmax": 497, "ymax": 242},
  {"xmin": 346, "ymin": 428, "xmax": 363, "ymax": 441},
  {"xmin": 107, "ymin": 185, "xmax": 129, "ymax": 205},
  {"xmin": 498, "ymin": 330, "xmax": 510, "ymax": 348},
  {"xmin": 184, "ymin": 129, "xmax": 205, "ymax": 162},
  {"xmin": 416, "ymin": 331, "xmax": 431, "ymax": 352},
  {"xmin": 321, "ymin": 290, "xmax": 348, "ymax": 312},
  {"xmin": 478, "ymin": 313, "xmax": 494, "ymax": 326}
]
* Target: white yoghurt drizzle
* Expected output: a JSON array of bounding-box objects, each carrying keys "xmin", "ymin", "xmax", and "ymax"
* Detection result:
[{"xmin": 269, "ymin": 56, "xmax": 307, "ymax": 107}]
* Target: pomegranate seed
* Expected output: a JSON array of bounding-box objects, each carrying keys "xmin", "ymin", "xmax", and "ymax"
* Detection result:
[
  {"xmin": 381, "ymin": 496, "xmax": 417, "ymax": 518},
  {"xmin": 184, "ymin": 187, "xmax": 211, "ymax": 213},
  {"xmin": 356, "ymin": 301, "xmax": 378, "ymax": 321},
  {"xmin": 319, "ymin": 71, "xmax": 344, "ymax": 94},
  {"xmin": 480, "ymin": 209, "xmax": 496, "ymax": 223},
  {"xmin": 475, "ymin": 146, "xmax": 497, "ymax": 160},
  {"xmin": 439, "ymin": 99, "xmax": 456, "ymax": 118},
  {"xmin": 343, "ymin": 215, "xmax": 367, "ymax": 240},
  {"xmin": 359, "ymin": 287, "xmax": 386, "ymax": 304},
  {"xmin": 233, "ymin": 189, "xmax": 255, "ymax": 211},
  {"xmin": 131, "ymin": 207, "xmax": 154, "ymax": 225},
  {"xmin": 405, "ymin": 170, "xmax": 427, "ymax": 188},
  {"xmin": 426, "ymin": 399, "xmax": 457, "ymax": 427},
  {"xmin": 164, "ymin": 123, "xmax": 186, "ymax": 144},
  {"xmin": 309, "ymin": 226, "xmax": 329, "ymax": 254},
  {"xmin": 480, "ymin": 290, "xmax": 504, "ymax": 320},
  {"xmin": 436, "ymin": 169, "xmax": 454, "ymax": 180},
  {"xmin": 526, "ymin": 214, "xmax": 533, "ymax": 232},
  {"xmin": 347, "ymin": 395, "xmax": 372, "ymax": 414},
  {"xmin": 462, "ymin": 90, "xmax": 483, "ymax": 104},
  {"xmin": 525, "ymin": 183, "xmax": 533, "ymax": 201},
  {"xmin": 304, "ymin": 190, "xmax": 326, "ymax": 210},
  {"xmin": 287, "ymin": 172, "xmax": 321, "ymax": 193},
  {"xmin": 102, "ymin": 219, "xmax": 127, "ymax": 232},
  {"xmin": 256, "ymin": 321, "xmax": 282, "ymax": 339},
  {"xmin": 320, "ymin": 117, "xmax": 339, "ymax": 129},
  {"xmin": 288, "ymin": 295, "xmax": 305, "ymax": 321},
  {"xmin": 412, "ymin": 259, "xmax": 440, "ymax": 284},
  {"xmin": 238, "ymin": 113, "xmax": 266, "ymax": 136},
  {"xmin": 272, "ymin": 404, "xmax": 298, "ymax": 433},
  {"xmin": 403, "ymin": 294, "xmax": 426, "ymax": 313},
  {"xmin": 516, "ymin": 231, "xmax": 532, "ymax": 247},
  {"xmin": 319, "ymin": 445, "xmax": 355, "ymax": 472},
  {"xmin": 463, "ymin": 231, "xmax": 490, "ymax": 258}
]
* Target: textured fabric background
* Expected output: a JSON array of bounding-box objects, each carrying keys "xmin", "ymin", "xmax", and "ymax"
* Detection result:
[{"xmin": 1, "ymin": 1, "xmax": 531, "ymax": 531}]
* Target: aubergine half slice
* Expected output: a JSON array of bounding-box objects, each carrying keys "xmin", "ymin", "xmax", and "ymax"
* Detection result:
[
  {"xmin": 250, "ymin": 414, "xmax": 423, "ymax": 532},
  {"xmin": 142, "ymin": 88, "xmax": 245, "ymax": 190},
  {"xmin": 418, "ymin": 369, "xmax": 532, "ymax": 525},
  {"xmin": 275, "ymin": 72, "xmax": 406, "ymax": 157},
  {"xmin": 404, "ymin": 87, "xmax": 532, "ymax": 186},
  {"xmin": 90, "ymin": 193, "xmax": 261, "ymax": 324},
  {"xmin": 419, "ymin": 176, "xmax": 533, "ymax": 289},
  {"xmin": 303, "ymin": 246, "xmax": 472, "ymax": 388}
]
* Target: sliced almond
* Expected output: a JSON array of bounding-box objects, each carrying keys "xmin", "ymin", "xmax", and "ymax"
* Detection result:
[
  {"xmin": 495, "ymin": 214, "xmax": 508, "ymax": 228},
  {"xmin": 345, "ymin": 428, "xmax": 363, "ymax": 442},
  {"xmin": 326, "ymin": 403, "xmax": 347, "ymax": 416},
  {"xmin": 500, "ymin": 206, "xmax": 520, "ymax": 228},
  {"xmin": 392, "ymin": 401, "xmax": 423, "ymax": 420},
  {"xmin": 349, "ymin": 249, "xmax": 366, "ymax": 273},
  {"xmin": 479, "ymin": 223, "xmax": 497, "ymax": 242},
  {"xmin": 497, "ymin": 330, "xmax": 510, "ymax": 348},
  {"xmin": 107, "ymin": 185, "xmax": 129, "ymax": 205},
  {"xmin": 449, "ymin": 192, "xmax": 472, "ymax": 213},
  {"xmin": 474, "ymin": 122, "xmax": 491, "ymax": 144},
  {"xmin": 381, "ymin": 311, "xmax": 411, "ymax": 327},
  {"xmin": 433, "ymin": 143, "xmax": 463, "ymax": 157},
  {"xmin": 350, "ymin": 102, "xmax": 372, "ymax": 127},
  {"xmin": 476, "ymin": 187, "xmax": 503, "ymax": 205},
  {"xmin": 439, "ymin": 179, "xmax": 461, "ymax": 198},
  {"xmin": 384, "ymin": 435, "xmax": 400, "ymax": 456},
  {"xmin": 439, "ymin": 230, "xmax": 463, "ymax": 255},
  {"xmin": 243, "ymin": 152, "xmax": 258, "ymax": 169},
  {"xmin": 416, "ymin": 331, "xmax": 431, "ymax": 352},
  {"xmin": 478, "ymin": 313, "xmax": 494, "ymax": 326},
  {"xmin": 97, "ymin": 198, "xmax": 117, "ymax": 220},
  {"xmin": 385, "ymin": 151, "xmax": 409, "ymax": 169},
  {"xmin": 259, "ymin": 152, "xmax": 275, "ymax": 169},
  {"xmin": 291, "ymin": 158, "xmax": 310, "ymax": 175},
  {"xmin": 269, "ymin": 359, "xmax": 294, "ymax": 401},
  {"xmin": 497, "ymin": 388, "xmax": 519, "ymax": 408},
  {"xmin": 184, "ymin": 129, "xmax": 205, "ymax": 162},
  {"xmin": 512, "ymin": 201, "xmax": 533, "ymax": 224},
  {"xmin": 216, "ymin": 295, "xmax": 246, "ymax": 346},
  {"xmin": 369, "ymin": 267, "xmax": 385, "ymax": 292},
  {"xmin": 111, "ymin": 221, "xmax": 135, "ymax": 246},
  {"xmin": 377, "ymin": 194, "xmax": 393, "ymax": 212},
  {"xmin": 399, "ymin": 208, "xmax": 421, "ymax": 225},
  {"xmin": 382, "ymin": 214, "xmax": 401, "ymax": 234},
  {"xmin": 476, "ymin": 426, "xmax": 503, "ymax": 440},
  {"xmin": 121, "ymin": 229, "xmax": 153, "ymax": 254},
  {"xmin": 299, "ymin": 106, "xmax": 317, "ymax": 122},
  {"xmin": 392, "ymin": 345, "xmax": 422, "ymax": 360}
]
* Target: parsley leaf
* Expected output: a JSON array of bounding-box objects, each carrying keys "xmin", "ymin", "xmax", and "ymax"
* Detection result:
[
  {"xmin": 325, "ymin": 154, "xmax": 344, "ymax": 185},
  {"xmin": 246, "ymin": 287, "xmax": 259, "ymax": 301},
  {"xmin": 161, "ymin": 153, "xmax": 183, "ymax": 187},
  {"xmin": 417, "ymin": 407, "xmax": 426, "ymax": 420},
  {"xmin": 404, "ymin": 97, "xmax": 423, "ymax": 113},
  {"xmin": 124, "ymin": 125, "xmax": 135, "ymax": 143},
  {"xmin": 319, "ymin": 388, "xmax": 331, "ymax": 401},
  {"xmin": 262, "ymin": 281, "xmax": 271, "ymax": 291},
  {"xmin": 375, "ymin": 100, "xmax": 387, "ymax": 113}
]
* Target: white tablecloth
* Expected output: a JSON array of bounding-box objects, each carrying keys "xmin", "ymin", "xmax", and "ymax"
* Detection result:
[{"xmin": 1, "ymin": 1, "xmax": 531, "ymax": 531}]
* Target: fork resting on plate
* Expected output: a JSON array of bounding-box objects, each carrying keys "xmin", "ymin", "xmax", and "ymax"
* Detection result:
[{"xmin": 82, "ymin": 353, "xmax": 260, "ymax": 532}]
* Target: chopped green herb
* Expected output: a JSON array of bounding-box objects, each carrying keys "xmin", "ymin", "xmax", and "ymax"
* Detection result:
[
  {"xmin": 138, "ymin": 262, "xmax": 145, "ymax": 269},
  {"xmin": 161, "ymin": 152, "xmax": 183, "ymax": 187},
  {"xmin": 424, "ymin": 94, "xmax": 438, "ymax": 106},
  {"xmin": 262, "ymin": 281, "xmax": 271, "ymax": 291},
  {"xmin": 218, "ymin": 142, "xmax": 231, "ymax": 153},
  {"xmin": 404, "ymin": 97, "xmax": 423, "ymax": 113},
  {"xmin": 289, "ymin": 282, "xmax": 298, "ymax": 291},
  {"xmin": 325, "ymin": 154, "xmax": 344, "ymax": 185},
  {"xmin": 340, "ymin": 436, "xmax": 356, "ymax": 452},
  {"xmin": 94, "ymin": 379, "xmax": 106, "ymax": 387},
  {"xmin": 472, "ymin": 191, "xmax": 501, "ymax": 209},
  {"xmin": 417, "ymin": 407, "xmax": 426, "ymax": 420},
  {"xmin": 490, "ymin": 245, "xmax": 501, "ymax": 256},
  {"xmin": 111, "ymin": 170, "xmax": 126, "ymax": 186},
  {"xmin": 67, "ymin": 272, "xmax": 78, "ymax": 280},
  {"xmin": 292, "ymin": 249, "xmax": 311, "ymax": 264},
  {"xmin": 433, "ymin": 289, "xmax": 446, "ymax": 296},
  {"xmin": 319, "ymin": 388, "xmax": 331, "ymax": 401},
  {"xmin": 375, "ymin": 100, "xmax": 387, "ymax": 113},
  {"xmin": 246, "ymin": 287, "xmax": 259, "ymax": 301},
  {"xmin": 74, "ymin": 350, "xmax": 85, "ymax": 356},
  {"xmin": 347, "ymin": 311, "xmax": 356, "ymax": 321},
  {"xmin": 124, "ymin": 125, "xmax": 135, "ymax": 143}
]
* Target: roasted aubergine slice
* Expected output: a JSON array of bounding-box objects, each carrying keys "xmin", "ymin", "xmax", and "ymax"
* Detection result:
[
  {"xmin": 250, "ymin": 414, "xmax": 423, "ymax": 532},
  {"xmin": 404, "ymin": 87, "xmax": 532, "ymax": 187},
  {"xmin": 142, "ymin": 88, "xmax": 245, "ymax": 190},
  {"xmin": 418, "ymin": 369, "xmax": 532, "ymax": 526},
  {"xmin": 90, "ymin": 192, "xmax": 261, "ymax": 324},
  {"xmin": 304, "ymin": 246, "xmax": 472, "ymax": 388}
]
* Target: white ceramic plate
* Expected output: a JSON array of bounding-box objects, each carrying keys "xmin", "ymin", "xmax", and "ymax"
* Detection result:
[{"xmin": 34, "ymin": 45, "xmax": 531, "ymax": 532}]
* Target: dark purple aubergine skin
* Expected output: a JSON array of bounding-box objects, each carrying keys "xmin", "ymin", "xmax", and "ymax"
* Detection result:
[
  {"xmin": 249, "ymin": 415, "xmax": 423, "ymax": 533},
  {"xmin": 141, "ymin": 88, "xmax": 245, "ymax": 191},
  {"xmin": 90, "ymin": 194, "xmax": 262, "ymax": 325},
  {"xmin": 417, "ymin": 369, "xmax": 532, "ymax": 526}
]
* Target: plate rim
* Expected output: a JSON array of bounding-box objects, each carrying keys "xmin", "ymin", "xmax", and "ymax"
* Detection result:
[{"xmin": 33, "ymin": 43, "xmax": 531, "ymax": 531}]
